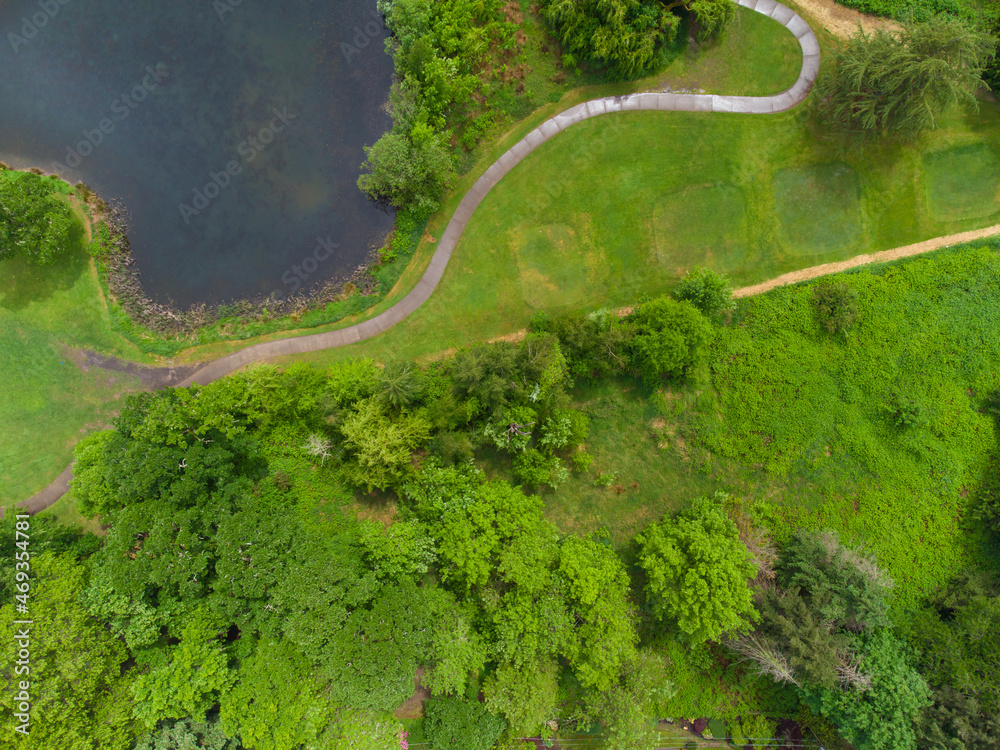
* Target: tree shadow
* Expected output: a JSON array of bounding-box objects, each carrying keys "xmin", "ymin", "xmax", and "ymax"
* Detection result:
[{"xmin": 0, "ymin": 217, "xmax": 89, "ymax": 311}]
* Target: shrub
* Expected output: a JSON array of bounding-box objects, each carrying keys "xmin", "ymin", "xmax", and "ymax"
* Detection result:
[
  {"xmin": 571, "ymin": 450, "xmax": 593, "ymax": 473},
  {"xmin": 811, "ymin": 280, "xmax": 859, "ymax": 335},
  {"xmin": 627, "ymin": 297, "xmax": 713, "ymax": 384},
  {"xmin": 514, "ymin": 449, "xmax": 568, "ymax": 489},
  {"xmin": 0, "ymin": 171, "xmax": 77, "ymax": 264},
  {"xmin": 673, "ymin": 266, "xmax": 735, "ymax": 320},
  {"xmin": 357, "ymin": 125, "xmax": 455, "ymax": 214}
]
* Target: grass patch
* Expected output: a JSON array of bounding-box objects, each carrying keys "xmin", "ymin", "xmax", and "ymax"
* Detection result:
[
  {"xmin": 774, "ymin": 162, "xmax": 863, "ymax": 256},
  {"xmin": 0, "ymin": 190, "xmax": 146, "ymax": 508},
  {"xmin": 654, "ymin": 184, "xmax": 749, "ymax": 272},
  {"xmin": 543, "ymin": 380, "xmax": 718, "ymax": 546},
  {"xmin": 922, "ymin": 143, "xmax": 1000, "ymax": 222}
]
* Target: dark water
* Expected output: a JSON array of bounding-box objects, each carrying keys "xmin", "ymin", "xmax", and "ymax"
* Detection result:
[{"xmin": 0, "ymin": 0, "xmax": 394, "ymax": 306}]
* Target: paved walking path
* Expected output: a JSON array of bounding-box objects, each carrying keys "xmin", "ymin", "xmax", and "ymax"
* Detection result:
[{"xmin": 10, "ymin": 0, "xmax": 823, "ymax": 516}]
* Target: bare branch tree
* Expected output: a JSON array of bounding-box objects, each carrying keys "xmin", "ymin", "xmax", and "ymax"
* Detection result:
[
  {"xmin": 303, "ymin": 433, "xmax": 333, "ymax": 465},
  {"xmin": 728, "ymin": 634, "xmax": 800, "ymax": 687}
]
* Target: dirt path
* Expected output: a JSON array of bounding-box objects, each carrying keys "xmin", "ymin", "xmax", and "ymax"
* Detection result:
[
  {"xmin": 733, "ymin": 224, "xmax": 1000, "ymax": 297},
  {"xmin": 789, "ymin": 0, "xmax": 898, "ymax": 38}
]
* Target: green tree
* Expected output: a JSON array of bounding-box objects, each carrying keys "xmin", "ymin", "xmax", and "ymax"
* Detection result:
[
  {"xmin": 817, "ymin": 16, "xmax": 994, "ymax": 138},
  {"xmin": 424, "ymin": 601, "xmax": 489, "ymax": 696},
  {"xmin": 627, "ymin": 296, "xmax": 713, "ymax": 384},
  {"xmin": 685, "ymin": 0, "xmax": 737, "ymax": 41},
  {"xmin": 134, "ymin": 718, "xmax": 241, "ymax": 750},
  {"xmin": 376, "ymin": 360, "xmax": 428, "ymax": 411},
  {"xmin": 0, "ymin": 170, "xmax": 77, "ymax": 264},
  {"xmin": 637, "ymin": 493, "xmax": 758, "ymax": 643},
  {"xmin": 541, "ymin": 0, "xmax": 676, "ymax": 79},
  {"xmin": 220, "ymin": 638, "xmax": 337, "ymax": 750},
  {"xmin": 483, "ymin": 658, "xmax": 561, "ymax": 737},
  {"xmin": 131, "ymin": 610, "xmax": 236, "ymax": 729},
  {"xmin": 777, "ymin": 529, "xmax": 893, "ymax": 631},
  {"xmin": 734, "ymin": 587, "xmax": 850, "ymax": 689},
  {"xmin": 910, "ymin": 572, "xmax": 1000, "ymax": 749},
  {"xmin": 321, "ymin": 581, "xmax": 436, "ymax": 710},
  {"xmin": 0, "ymin": 554, "xmax": 137, "ymax": 750},
  {"xmin": 435, "ymin": 479, "xmax": 547, "ymax": 590},
  {"xmin": 424, "ymin": 696, "xmax": 506, "ymax": 750},
  {"xmin": 558, "ymin": 536, "xmax": 638, "ymax": 691},
  {"xmin": 328, "ymin": 710, "xmax": 405, "ymax": 750},
  {"xmin": 673, "ymin": 266, "xmax": 735, "ymax": 320},
  {"xmin": 340, "ymin": 398, "xmax": 431, "ymax": 491},
  {"xmin": 585, "ymin": 651, "xmax": 675, "ymax": 750},
  {"xmin": 357, "ymin": 123, "xmax": 455, "ymax": 214},
  {"xmin": 802, "ymin": 630, "xmax": 930, "ymax": 750}
]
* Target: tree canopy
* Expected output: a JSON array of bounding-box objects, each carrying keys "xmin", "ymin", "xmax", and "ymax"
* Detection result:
[
  {"xmin": 0, "ymin": 170, "xmax": 77, "ymax": 264},
  {"xmin": 637, "ymin": 493, "xmax": 758, "ymax": 643},
  {"xmin": 818, "ymin": 15, "xmax": 995, "ymax": 138}
]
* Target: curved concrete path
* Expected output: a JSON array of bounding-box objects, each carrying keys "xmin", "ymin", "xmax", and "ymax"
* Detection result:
[{"xmin": 7, "ymin": 0, "xmax": 819, "ymax": 518}]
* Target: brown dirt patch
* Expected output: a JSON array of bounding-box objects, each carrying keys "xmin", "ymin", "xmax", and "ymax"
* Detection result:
[
  {"xmin": 503, "ymin": 0, "xmax": 523, "ymax": 24},
  {"xmin": 394, "ymin": 667, "xmax": 431, "ymax": 720},
  {"xmin": 64, "ymin": 347, "xmax": 202, "ymax": 390},
  {"xmin": 789, "ymin": 0, "xmax": 898, "ymax": 38}
]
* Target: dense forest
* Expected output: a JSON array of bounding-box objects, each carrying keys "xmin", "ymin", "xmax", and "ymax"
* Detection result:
[{"xmin": 2, "ymin": 246, "xmax": 998, "ymax": 749}]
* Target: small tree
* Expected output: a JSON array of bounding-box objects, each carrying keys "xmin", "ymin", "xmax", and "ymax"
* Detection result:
[
  {"xmin": 673, "ymin": 266, "xmax": 735, "ymax": 320},
  {"xmin": 818, "ymin": 16, "xmax": 994, "ymax": 138},
  {"xmin": 0, "ymin": 171, "xmax": 76, "ymax": 264},
  {"xmin": 627, "ymin": 296, "xmax": 713, "ymax": 384},
  {"xmin": 812, "ymin": 280, "xmax": 860, "ymax": 335},
  {"xmin": 802, "ymin": 630, "xmax": 930, "ymax": 750},
  {"xmin": 637, "ymin": 492, "xmax": 758, "ymax": 643},
  {"xmin": 357, "ymin": 122, "xmax": 454, "ymax": 214}
]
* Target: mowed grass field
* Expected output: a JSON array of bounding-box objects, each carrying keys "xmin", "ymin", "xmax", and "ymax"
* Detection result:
[
  {"xmin": 288, "ymin": 94, "xmax": 1000, "ymax": 370},
  {"xmin": 0, "ymin": 185, "xmax": 146, "ymax": 508}
]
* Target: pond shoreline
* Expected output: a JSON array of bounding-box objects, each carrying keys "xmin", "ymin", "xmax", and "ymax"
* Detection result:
[{"xmin": 2, "ymin": 159, "xmax": 407, "ymax": 346}]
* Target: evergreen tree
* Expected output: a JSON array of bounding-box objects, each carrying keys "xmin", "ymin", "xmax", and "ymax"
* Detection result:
[{"xmin": 818, "ymin": 16, "xmax": 994, "ymax": 138}]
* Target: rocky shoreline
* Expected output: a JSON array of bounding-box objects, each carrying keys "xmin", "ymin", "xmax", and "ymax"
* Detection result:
[{"xmin": 93, "ymin": 198, "xmax": 390, "ymax": 338}]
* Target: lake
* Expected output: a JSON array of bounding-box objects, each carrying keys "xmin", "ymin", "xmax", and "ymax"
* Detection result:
[{"xmin": 0, "ymin": 0, "xmax": 394, "ymax": 307}]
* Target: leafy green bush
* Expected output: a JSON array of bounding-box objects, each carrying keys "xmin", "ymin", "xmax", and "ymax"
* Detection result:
[
  {"xmin": 358, "ymin": 125, "xmax": 455, "ymax": 214},
  {"xmin": 811, "ymin": 280, "xmax": 860, "ymax": 335},
  {"xmin": 424, "ymin": 696, "xmax": 506, "ymax": 750},
  {"xmin": 627, "ymin": 296, "xmax": 713, "ymax": 384},
  {"xmin": 0, "ymin": 170, "xmax": 77, "ymax": 264},
  {"xmin": 673, "ymin": 266, "xmax": 735, "ymax": 320}
]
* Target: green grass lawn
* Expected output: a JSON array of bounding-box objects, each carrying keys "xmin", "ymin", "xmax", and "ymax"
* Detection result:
[
  {"xmin": 0, "ymin": 190, "xmax": 147, "ymax": 508},
  {"xmin": 288, "ymin": 94, "xmax": 1000, "ymax": 372},
  {"xmin": 545, "ymin": 381, "xmax": 718, "ymax": 545}
]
